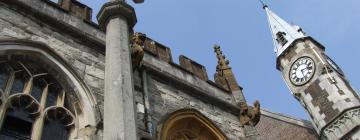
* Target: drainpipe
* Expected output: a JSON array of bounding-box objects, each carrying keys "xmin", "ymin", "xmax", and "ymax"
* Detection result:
[{"xmin": 142, "ymin": 69, "xmax": 153, "ymax": 137}]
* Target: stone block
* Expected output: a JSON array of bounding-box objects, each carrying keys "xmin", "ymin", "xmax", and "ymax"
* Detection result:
[
  {"xmin": 58, "ymin": 0, "xmax": 92, "ymax": 21},
  {"xmin": 84, "ymin": 74, "xmax": 104, "ymax": 89},
  {"xmin": 85, "ymin": 65, "xmax": 105, "ymax": 79},
  {"xmin": 143, "ymin": 38, "xmax": 172, "ymax": 63},
  {"xmin": 179, "ymin": 55, "xmax": 208, "ymax": 81}
]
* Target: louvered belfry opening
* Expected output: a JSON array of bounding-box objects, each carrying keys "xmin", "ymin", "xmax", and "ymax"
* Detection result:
[{"xmin": 276, "ymin": 32, "xmax": 288, "ymax": 46}]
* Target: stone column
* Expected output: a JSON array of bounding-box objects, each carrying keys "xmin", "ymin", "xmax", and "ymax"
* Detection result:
[{"xmin": 97, "ymin": 1, "xmax": 138, "ymax": 140}]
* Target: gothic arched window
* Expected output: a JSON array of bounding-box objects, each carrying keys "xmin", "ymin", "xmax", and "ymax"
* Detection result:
[{"xmin": 0, "ymin": 55, "xmax": 75, "ymax": 140}]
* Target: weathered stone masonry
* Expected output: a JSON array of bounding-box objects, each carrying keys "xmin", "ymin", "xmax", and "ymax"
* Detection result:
[{"xmin": 0, "ymin": 0, "xmax": 320, "ymax": 139}]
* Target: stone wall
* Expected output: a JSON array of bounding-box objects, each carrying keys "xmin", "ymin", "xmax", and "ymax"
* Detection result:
[
  {"xmin": 0, "ymin": 0, "xmax": 322, "ymax": 140},
  {"xmin": 0, "ymin": 0, "xmax": 105, "ymax": 138},
  {"xmin": 131, "ymin": 52, "xmax": 245, "ymax": 139},
  {"xmin": 138, "ymin": 70, "xmax": 244, "ymax": 139}
]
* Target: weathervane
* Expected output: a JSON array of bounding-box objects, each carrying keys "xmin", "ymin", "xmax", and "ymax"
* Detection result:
[
  {"xmin": 133, "ymin": 0, "xmax": 144, "ymax": 4},
  {"xmin": 257, "ymin": 0, "xmax": 268, "ymax": 9}
]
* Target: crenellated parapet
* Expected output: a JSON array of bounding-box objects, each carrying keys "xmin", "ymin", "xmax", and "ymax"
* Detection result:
[
  {"xmin": 141, "ymin": 36, "xmax": 212, "ymax": 82},
  {"xmin": 143, "ymin": 37, "xmax": 173, "ymax": 63},
  {"xmin": 179, "ymin": 55, "xmax": 208, "ymax": 81},
  {"xmin": 139, "ymin": 36, "xmax": 247, "ymax": 93},
  {"xmin": 57, "ymin": 0, "xmax": 92, "ymax": 21},
  {"xmin": 18, "ymin": 0, "xmax": 241, "ymax": 92}
]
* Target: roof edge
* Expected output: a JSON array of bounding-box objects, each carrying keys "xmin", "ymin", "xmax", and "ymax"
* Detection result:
[{"xmin": 260, "ymin": 108, "xmax": 314, "ymax": 129}]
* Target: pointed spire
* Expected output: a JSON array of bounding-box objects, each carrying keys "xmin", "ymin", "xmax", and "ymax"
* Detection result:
[
  {"xmin": 263, "ymin": 4, "xmax": 307, "ymax": 57},
  {"xmin": 213, "ymin": 45, "xmax": 242, "ymax": 92},
  {"xmin": 214, "ymin": 44, "xmax": 230, "ymax": 72},
  {"xmin": 213, "ymin": 45, "xmax": 261, "ymax": 127}
]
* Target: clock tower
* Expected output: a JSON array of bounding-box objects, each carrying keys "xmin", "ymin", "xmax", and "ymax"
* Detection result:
[{"xmin": 263, "ymin": 4, "xmax": 360, "ymax": 139}]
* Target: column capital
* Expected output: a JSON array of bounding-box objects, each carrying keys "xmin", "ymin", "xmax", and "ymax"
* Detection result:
[{"xmin": 97, "ymin": 1, "xmax": 137, "ymax": 31}]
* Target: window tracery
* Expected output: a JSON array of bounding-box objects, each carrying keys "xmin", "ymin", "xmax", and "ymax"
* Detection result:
[{"xmin": 0, "ymin": 55, "xmax": 75, "ymax": 140}]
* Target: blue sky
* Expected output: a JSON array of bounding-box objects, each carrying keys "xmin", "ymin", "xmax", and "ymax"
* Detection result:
[{"xmin": 77, "ymin": 0, "xmax": 360, "ymax": 120}]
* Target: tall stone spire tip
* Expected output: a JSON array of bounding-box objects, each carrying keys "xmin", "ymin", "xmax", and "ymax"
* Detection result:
[{"xmin": 264, "ymin": 4, "xmax": 307, "ymax": 57}]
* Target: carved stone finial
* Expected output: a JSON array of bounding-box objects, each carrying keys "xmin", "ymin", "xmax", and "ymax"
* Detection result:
[
  {"xmin": 131, "ymin": 32, "xmax": 146, "ymax": 70},
  {"xmin": 239, "ymin": 100, "xmax": 261, "ymax": 127},
  {"xmin": 214, "ymin": 45, "xmax": 230, "ymax": 71},
  {"xmin": 213, "ymin": 45, "xmax": 239, "ymax": 91},
  {"xmin": 213, "ymin": 45, "xmax": 261, "ymax": 126}
]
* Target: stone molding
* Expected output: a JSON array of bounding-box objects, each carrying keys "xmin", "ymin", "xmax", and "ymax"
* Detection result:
[
  {"xmin": 322, "ymin": 108, "xmax": 360, "ymax": 139},
  {"xmin": 3, "ymin": 0, "xmax": 106, "ymax": 54},
  {"xmin": 97, "ymin": 1, "xmax": 137, "ymax": 31}
]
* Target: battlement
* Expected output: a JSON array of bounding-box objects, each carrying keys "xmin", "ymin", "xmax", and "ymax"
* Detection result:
[
  {"xmin": 143, "ymin": 37, "xmax": 210, "ymax": 80},
  {"xmin": 142, "ymin": 37, "xmax": 235, "ymax": 92},
  {"xmin": 179, "ymin": 55, "xmax": 208, "ymax": 81},
  {"xmin": 6, "ymin": 0, "xmax": 237, "ymax": 93},
  {"xmin": 43, "ymin": 0, "xmax": 93, "ymax": 21},
  {"xmin": 58, "ymin": 0, "xmax": 92, "ymax": 21},
  {"xmin": 143, "ymin": 37, "xmax": 173, "ymax": 63},
  {"xmin": 31, "ymin": 0, "xmax": 232, "ymax": 88},
  {"xmin": 41, "ymin": 0, "xmax": 230, "ymax": 89}
]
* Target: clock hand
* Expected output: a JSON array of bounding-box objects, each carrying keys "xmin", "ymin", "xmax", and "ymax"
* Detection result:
[{"xmin": 301, "ymin": 68, "xmax": 306, "ymax": 77}]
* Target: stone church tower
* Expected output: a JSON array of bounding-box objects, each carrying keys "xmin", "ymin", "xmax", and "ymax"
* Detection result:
[{"xmin": 263, "ymin": 4, "xmax": 360, "ymax": 140}]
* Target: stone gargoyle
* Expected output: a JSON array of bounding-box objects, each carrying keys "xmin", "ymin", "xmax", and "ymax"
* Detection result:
[
  {"xmin": 131, "ymin": 32, "xmax": 146, "ymax": 70},
  {"xmin": 239, "ymin": 100, "xmax": 261, "ymax": 127}
]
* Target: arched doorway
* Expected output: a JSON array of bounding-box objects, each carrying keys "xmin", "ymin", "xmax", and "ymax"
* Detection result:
[{"xmin": 159, "ymin": 109, "xmax": 227, "ymax": 140}]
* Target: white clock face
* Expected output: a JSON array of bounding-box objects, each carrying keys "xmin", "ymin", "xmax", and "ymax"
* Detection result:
[{"xmin": 289, "ymin": 57, "xmax": 315, "ymax": 86}]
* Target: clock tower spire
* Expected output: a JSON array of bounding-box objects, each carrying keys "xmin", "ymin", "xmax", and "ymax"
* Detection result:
[{"xmin": 263, "ymin": 5, "xmax": 360, "ymax": 140}]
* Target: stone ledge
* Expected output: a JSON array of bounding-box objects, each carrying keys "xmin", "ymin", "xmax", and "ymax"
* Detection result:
[
  {"xmin": 97, "ymin": 1, "xmax": 137, "ymax": 31},
  {"xmin": 2, "ymin": 0, "xmax": 106, "ymax": 54}
]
